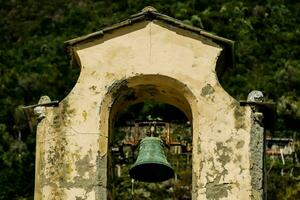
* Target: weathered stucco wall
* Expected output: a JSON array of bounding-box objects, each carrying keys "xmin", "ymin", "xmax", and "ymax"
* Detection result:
[{"xmin": 34, "ymin": 20, "xmax": 263, "ymax": 200}]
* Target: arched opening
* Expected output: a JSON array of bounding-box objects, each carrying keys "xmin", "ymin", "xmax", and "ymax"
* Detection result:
[
  {"xmin": 100, "ymin": 75, "xmax": 197, "ymax": 199},
  {"xmin": 111, "ymin": 102, "xmax": 192, "ymax": 199}
]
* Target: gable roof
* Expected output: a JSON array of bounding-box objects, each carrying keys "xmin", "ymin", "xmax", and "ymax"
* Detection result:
[{"xmin": 65, "ymin": 6, "xmax": 235, "ymax": 73}]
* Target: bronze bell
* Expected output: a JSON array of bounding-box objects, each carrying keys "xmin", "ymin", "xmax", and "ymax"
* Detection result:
[{"xmin": 129, "ymin": 137, "xmax": 174, "ymax": 182}]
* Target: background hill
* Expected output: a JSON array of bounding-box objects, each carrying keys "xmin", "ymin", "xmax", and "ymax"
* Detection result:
[{"xmin": 0, "ymin": 0, "xmax": 299, "ymax": 199}]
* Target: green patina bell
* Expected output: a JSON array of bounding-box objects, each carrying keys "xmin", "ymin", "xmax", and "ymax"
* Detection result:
[{"xmin": 129, "ymin": 137, "xmax": 174, "ymax": 182}]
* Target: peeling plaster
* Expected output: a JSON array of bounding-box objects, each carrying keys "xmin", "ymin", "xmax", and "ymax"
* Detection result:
[
  {"xmin": 234, "ymin": 106, "xmax": 246, "ymax": 130},
  {"xmin": 201, "ymin": 84, "xmax": 215, "ymax": 97},
  {"xmin": 215, "ymin": 142, "xmax": 232, "ymax": 166},
  {"xmin": 206, "ymin": 183, "xmax": 232, "ymax": 200},
  {"xmin": 34, "ymin": 19, "xmax": 263, "ymax": 200}
]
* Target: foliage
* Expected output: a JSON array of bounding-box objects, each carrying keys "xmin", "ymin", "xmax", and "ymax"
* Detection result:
[
  {"xmin": 0, "ymin": 0, "xmax": 299, "ymax": 199},
  {"xmin": 0, "ymin": 124, "xmax": 35, "ymax": 199},
  {"xmin": 266, "ymin": 157, "xmax": 300, "ymax": 200}
]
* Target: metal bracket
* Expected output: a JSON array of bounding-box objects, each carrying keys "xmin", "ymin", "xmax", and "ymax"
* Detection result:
[{"xmin": 22, "ymin": 100, "xmax": 59, "ymax": 109}]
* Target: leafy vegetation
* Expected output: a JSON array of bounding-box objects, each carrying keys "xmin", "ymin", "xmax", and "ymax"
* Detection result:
[{"xmin": 0, "ymin": 0, "xmax": 299, "ymax": 199}]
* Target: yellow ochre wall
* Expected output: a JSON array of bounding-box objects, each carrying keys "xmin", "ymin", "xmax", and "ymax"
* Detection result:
[{"xmin": 34, "ymin": 20, "xmax": 263, "ymax": 200}]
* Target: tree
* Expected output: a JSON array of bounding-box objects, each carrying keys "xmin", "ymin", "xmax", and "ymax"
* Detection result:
[{"xmin": 0, "ymin": 0, "xmax": 299, "ymax": 199}]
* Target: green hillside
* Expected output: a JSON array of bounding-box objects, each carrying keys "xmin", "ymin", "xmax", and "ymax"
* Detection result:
[{"xmin": 0, "ymin": 0, "xmax": 299, "ymax": 199}]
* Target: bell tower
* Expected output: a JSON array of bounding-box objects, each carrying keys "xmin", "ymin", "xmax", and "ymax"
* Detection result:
[{"xmin": 34, "ymin": 7, "xmax": 265, "ymax": 200}]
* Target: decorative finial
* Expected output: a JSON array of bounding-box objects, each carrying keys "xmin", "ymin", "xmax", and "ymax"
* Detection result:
[
  {"xmin": 34, "ymin": 96, "xmax": 51, "ymax": 120},
  {"xmin": 142, "ymin": 6, "xmax": 157, "ymax": 12},
  {"xmin": 247, "ymin": 90, "xmax": 264, "ymax": 102}
]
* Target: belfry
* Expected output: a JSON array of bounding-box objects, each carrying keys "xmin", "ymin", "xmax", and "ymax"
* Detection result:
[{"xmin": 34, "ymin": 7, "xmax": 265, "ymax": 200}]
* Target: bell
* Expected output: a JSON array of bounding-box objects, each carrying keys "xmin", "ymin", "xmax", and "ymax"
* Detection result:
[{"xmin": 129, "ymin": 137, "xmax": 174, "ymax": 182}]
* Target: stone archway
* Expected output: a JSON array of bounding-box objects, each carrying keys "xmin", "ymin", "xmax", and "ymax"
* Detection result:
[{"xmin": 98, "ymin": 74, "xmax": 198, "ymax": 199}]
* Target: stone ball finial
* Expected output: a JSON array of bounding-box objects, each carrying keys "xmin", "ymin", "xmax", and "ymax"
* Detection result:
[
  {"xmin": 34, "ymin": 96, "xmax": 51, "ymax": 120},
  {"xmin": 247, "ymin": 90, "xmax": 264, "ymax": 102},
  {"xmin": 142, "ymin": 6, "xmax": 157, "ymax": 12}
]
